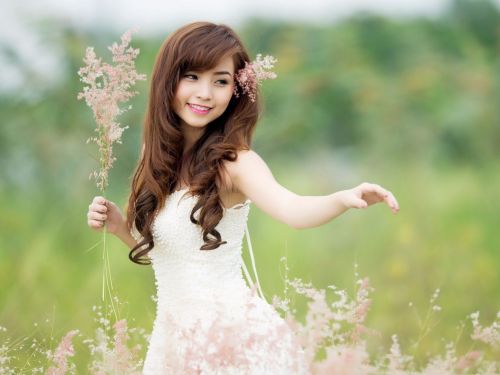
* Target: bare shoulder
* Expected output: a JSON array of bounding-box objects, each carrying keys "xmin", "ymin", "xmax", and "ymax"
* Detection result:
[
  {"xmin": 224, "ymin": 149, "xmax": 261, "ymax": 174},
  {"xmin": 222, "ymin": 148, "xmax": 278, "ymax": 198},
  {"xmin": 222, "ymin": 149, "xmax": 262, "ymax": 191},
  {"xmin": 214, "ymin": 149, "xmax": 258, "ymax": 207},
  {"xmin": 222, "ymin": 148, "xmax": 298, "ymax": 226}
]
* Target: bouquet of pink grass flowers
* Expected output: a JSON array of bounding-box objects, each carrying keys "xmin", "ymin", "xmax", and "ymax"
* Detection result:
[
  {"xmin": 77, "ymin": 29, "xmax": 146, "ymax": 316},
  {"xmin": 77, "ymin": 29, "xmax": 146, "ymax": 191}
]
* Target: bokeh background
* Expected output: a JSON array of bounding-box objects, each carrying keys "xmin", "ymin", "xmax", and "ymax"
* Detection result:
[{"xmin": 1, "ymin": 0, "xmax": 499, "ymax": 370}]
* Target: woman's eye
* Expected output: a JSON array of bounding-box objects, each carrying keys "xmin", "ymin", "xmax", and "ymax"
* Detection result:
[{"xmin": 183, "ymin": 74, "xmax": 228, "ymax": 86}]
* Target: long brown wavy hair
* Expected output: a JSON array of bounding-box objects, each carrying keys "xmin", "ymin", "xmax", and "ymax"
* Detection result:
[{"xmin": 126, "ymin": 22, "xmax": 262, "ymax": 265}]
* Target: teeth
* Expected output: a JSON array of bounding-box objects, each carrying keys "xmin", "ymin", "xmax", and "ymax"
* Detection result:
[{"xmin": 190, "ymin": 104, "xmax": 210, "ymax": 110}]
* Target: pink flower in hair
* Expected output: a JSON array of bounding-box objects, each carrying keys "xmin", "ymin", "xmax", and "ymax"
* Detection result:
[{"xmin": 233, "ymin": 54, "xmax": 277, "ymax": 102}]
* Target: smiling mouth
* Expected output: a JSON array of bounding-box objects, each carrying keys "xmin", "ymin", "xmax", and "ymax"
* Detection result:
[
  {"xmin": 188, "ymin": 103, "xmax": 212, "ymax": 114},
  {"xmin": 188, "ymin": 103, "xmax": 212, "ymax": 109}
]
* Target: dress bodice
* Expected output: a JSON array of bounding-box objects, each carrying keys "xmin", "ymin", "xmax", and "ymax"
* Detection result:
[
  {"xmin": 151, "ymin": 187, "xmax": 251, "ymax": 265},
  {"xmin": 137, "ymin": 188, "xmax": 256, "ymax": 327}
]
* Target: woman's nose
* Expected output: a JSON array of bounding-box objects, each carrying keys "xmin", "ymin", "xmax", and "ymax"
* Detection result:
[{"xmin": 195, "ymin": 81, "xmax": 212, "ymax": 100}]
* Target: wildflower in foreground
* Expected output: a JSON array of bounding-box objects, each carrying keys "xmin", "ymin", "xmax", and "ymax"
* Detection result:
[
  {"xmin": 0, "ymin": 272, "xmax": 498, "ymax": 374},
  {"xmin": 45, "ymin": 329, "xmax": 79, "ymax": 375}
]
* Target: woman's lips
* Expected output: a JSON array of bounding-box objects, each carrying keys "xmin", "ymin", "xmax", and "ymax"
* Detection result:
[{"xmin": 188, "ymin": 103, "xmax": 211, "ymax": 114}]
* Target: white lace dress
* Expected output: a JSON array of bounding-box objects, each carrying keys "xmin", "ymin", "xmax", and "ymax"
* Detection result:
[{"xmin": 135, "ymin": 188, "xmax": 309, "ymax": 374}]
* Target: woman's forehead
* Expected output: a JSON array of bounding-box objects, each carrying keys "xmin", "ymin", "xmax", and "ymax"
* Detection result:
[{"xmin": 185, "ymin": 55, "xmax": 235, "ymax": 73}]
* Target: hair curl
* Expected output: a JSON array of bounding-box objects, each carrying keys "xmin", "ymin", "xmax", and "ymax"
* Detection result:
[{"xmin": 126, "ymin": 21, "xmax": 262, "ymax": 265}]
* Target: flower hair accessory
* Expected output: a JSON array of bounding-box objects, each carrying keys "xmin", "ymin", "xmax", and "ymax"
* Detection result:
[{"xmin": 233, "ymin": 53, "xmax": 277, "ymax": 102}]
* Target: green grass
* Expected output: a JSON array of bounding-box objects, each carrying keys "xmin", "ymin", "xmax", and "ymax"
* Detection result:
[{"xmin": 1, "ymin": 157, "xmax": 499, "ymax": 370}]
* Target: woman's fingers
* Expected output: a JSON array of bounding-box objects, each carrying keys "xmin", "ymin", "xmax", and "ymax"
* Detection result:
[
  {"xmin": 87, "ymin": 196, "xmax": 111, "ymax": 230},
  {"xmin": 89, "ymin": 202, "xmax": 107, "ymax": 214},
  {"xmin": 351, "ymin": 195, "xmax": 369, "ymax": 209},
  {"xmin": 87, "ymin": 199, "xmax": 108, "ymax": 227},
  {"xmin": 389, "ymin": 193, "xmax": 400, "ymax": 211},
  {"xmin": 380, "ymin": 189, "xmax": 399, "ymax": 211},
  {"xmin": 87, "ymin": 211, "xmax": 107, "ymax": 221},
  {"xmin": 88, "ymin": 219, "xmax": 105, "ymax": 229},
  {"xmin": 367, "ymin": 183, "xmax": 388, "ymax": 199},
  {"xmin": 361, "ymin": 183, "xmax": 400, "ymax": 212},
  {"xmin": 93, "ymin": 196, "xmax": 107, "ymax": 205}
]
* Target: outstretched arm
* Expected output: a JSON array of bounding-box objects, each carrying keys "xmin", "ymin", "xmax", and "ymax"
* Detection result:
[{"xmin": 225, "ymin": 149, "xmax": 399, "ymax": 229}]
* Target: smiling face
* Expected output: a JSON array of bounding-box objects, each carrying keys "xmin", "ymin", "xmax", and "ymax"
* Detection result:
[{"xmin": 172, "ymin": 54, "xmax": 235, "ymax": 134}]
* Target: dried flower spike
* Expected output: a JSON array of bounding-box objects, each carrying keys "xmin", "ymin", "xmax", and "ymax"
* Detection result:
[{"xmin": 77, "ymin": 29, "xmax": 147, "ymax": 191}]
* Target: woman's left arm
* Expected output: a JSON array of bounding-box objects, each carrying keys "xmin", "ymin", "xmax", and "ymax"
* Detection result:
[{"xmin": 225, "ymin": 149, "xmax": 399, "ymax": 229}]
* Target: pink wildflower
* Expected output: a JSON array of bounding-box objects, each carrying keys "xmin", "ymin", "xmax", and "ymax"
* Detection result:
[
  {"xmin": 45, "ymin": 329, "xmax": 79, "ymax": 375},
  {"xmin": 455, "ymin": 350, "xmax": 482, "ymax": 372},
  {"xmin": 313, "ymin": 343, "xmax": 374, "ymax": 375},
  {"xmin": 77, "ymin": 29, "xmax": 146, "ymax": 191},
  {"xmin": 87, "ymin": 318, "xmax": 143, "ymax": 374},
  {"xmin": 384, "ymin": 334, "xmax": 414, "ymax": 374},
  {"xmin": 470, "ymin": 311, "xmax": 500, "ymax": 349}
]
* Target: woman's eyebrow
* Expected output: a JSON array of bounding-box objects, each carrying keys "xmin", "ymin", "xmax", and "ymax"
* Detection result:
[{"xmin": 186, "ymin": 70, "xmax": 233, "ymax": 77}]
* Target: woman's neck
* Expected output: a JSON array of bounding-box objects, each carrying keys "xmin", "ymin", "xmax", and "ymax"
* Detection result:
[{"xmin": 181, "ymin": 123, "xmax": 204, "ymax": 154}]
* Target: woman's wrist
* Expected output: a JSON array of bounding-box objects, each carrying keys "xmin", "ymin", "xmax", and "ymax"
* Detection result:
[
  {"xmin": 331, "ymin": 190, "xmax": 348, "ymax": 209},
  {"xmin": 114, "ymin": 221, "xmax": 139, "ymax": 249}
]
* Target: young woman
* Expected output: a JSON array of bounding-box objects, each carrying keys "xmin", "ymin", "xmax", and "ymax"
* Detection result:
[{"xmin": 87, "ymin": 21, "xmax": 400, "ymax": 374}]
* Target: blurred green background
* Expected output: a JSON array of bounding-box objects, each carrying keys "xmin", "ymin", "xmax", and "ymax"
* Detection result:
[{"xmin": 1, "ymin": 0, "xmax": 499, "ymax": 370}]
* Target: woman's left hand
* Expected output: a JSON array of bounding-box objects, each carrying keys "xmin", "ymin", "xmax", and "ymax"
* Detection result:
[{"xmin": 338, "ymin": 182, "xmax": 400, "ymax": 214}]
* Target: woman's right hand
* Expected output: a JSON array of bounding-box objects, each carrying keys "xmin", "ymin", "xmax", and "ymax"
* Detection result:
[{"xmin": 87, "ymin": 196, "xmax": 125, "ymax": 235}]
